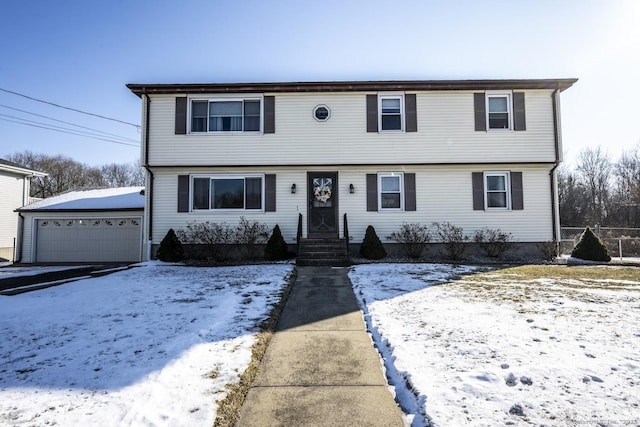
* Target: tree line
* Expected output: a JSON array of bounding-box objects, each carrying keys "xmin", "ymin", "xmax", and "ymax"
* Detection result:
[
  {"xmin": 7, "ymin": 151, "xmax": 145, "ymax": 199},
  {"xmin": 559, "ymin": 144, "xmax": 640, "ymax": 227}
]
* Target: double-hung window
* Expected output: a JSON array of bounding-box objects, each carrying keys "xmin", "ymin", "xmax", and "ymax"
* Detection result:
[
  {"xmin": 190, "ymin": 98, "xmax": 262, "ymax": 133},
  {"xmin": 191, "ymin": 175, "xmax": 264, "ymax": 211},
  {"xmin": 379, "ymin": 172, "xmax": 404, "ymax": 210},
  {"xmin": 379, "ymin": 95, "xmax": 404, "ymax": 131},
  {"xmin": 486, "ymin": 93, "xmax": 511, "ymax": 130},
  {"xmin": 484, "ymin": 172, "xmax": 511, "ymax": 210}
]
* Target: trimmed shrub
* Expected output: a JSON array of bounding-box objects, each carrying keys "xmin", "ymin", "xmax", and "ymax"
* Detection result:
[
  {"xmin": 474, "ymin": 227, "xmax": 513, "ymax": 258},
  {"xmin": 571, "ymin": 226, "xmax": 611, "ymax": 262},
  {"xmin": 432, "ymin": 221, "xmax": 468, "ymax": 260},
  {"xmin": 360, "ymin": 225, "xmax": 387, "ymax": 260},
  {"xmin": 177, "ymin": 221, "xmax": 234, "ymax": 261},
  {"xmin": 236, "ymin": 217, "xmax": 270, "ymax": 260},
  {"xmin": 264, "ymin": 224, "xmax": 289, "ymax": 261},
  {"xmin": 157, "ymin": 228, "xmax": 184, "ymax": 262},
  {"xmin": 389, "ymin": 223, "xmax": 430, "ymax": 259},
  {"xmin": 539, "ymin": 241, "xmax": 559, "ymax": 261}
]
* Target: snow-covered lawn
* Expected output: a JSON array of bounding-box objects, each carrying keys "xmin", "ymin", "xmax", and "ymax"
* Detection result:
[
  {"xmin": 349, "ymin": 264, "xmax": 640, "ymax": 427},
  {"xmin": 0, "ymin": 262, "xmax": 293, "ymax": 426}
]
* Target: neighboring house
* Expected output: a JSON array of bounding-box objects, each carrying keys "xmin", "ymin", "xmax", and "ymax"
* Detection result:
[
  {"xmin": 127, "ymin": 79, "xmax": 576, "ymax": 259},
  {"xmin": 17, "ymin": 187, "xmax": 144, "ymax": 263},
  {"xmin": 0, "ymin": 158, "xmax": 47, "ymax": 262}
]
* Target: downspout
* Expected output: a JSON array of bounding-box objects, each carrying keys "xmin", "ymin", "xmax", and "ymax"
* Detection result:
[
  {"xmin": 549, "ymin": 87, "xmax": 561, "ymax": 243},
  {"xmin": 15, "ymin": 212, "xmax": 24, "ymax": 263},
  {"xmin": 142, "ymin": 93, "xmax": 154, "ymax": 260}
]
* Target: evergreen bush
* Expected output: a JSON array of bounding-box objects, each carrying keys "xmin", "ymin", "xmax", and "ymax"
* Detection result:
[
  {"xmin": 571, "ymin": 226, "xmax": 611, "ymax": 262},
  {"xmin": 156, "ymin": 228, "xmax": 184, "ymax": 262},
  {"xmin": 264, "ymin": 224, "xmax": 289, "ymax": 261},
  {"xmin": 359, "ymin": 225, "xmax": 387, "ymax": 260}
]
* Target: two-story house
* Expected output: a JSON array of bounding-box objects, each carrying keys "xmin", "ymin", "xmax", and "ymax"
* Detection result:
[{"xmin": 127, "ymin": 79, "xmax": 576, "ymax": 261}]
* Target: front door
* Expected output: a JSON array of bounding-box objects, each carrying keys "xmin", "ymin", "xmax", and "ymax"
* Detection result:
[{"xmin": 308, "ymin": 172, "xmax": 338, "ymax": 238}]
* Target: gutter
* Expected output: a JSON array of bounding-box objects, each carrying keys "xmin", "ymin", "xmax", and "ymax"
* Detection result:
[
  {"xmin": 142, "ymin": 93, "xmax": 154, "ymax": 260},
  {"xmin": 549, "ymin": 87, "xmax": 561, "ymax": 242}
]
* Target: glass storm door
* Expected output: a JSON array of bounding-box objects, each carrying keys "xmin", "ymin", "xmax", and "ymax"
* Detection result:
[{"xmin": 307, "ymin": 172, "xmax": 338, "ymax": 238}]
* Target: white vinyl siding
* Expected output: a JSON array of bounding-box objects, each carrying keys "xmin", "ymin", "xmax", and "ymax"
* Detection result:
[
  {"xmin": 146, "ymin": 90, "xmax": 557, "ymax": 166},
  {"xmin": 147, "ymin": 166, "xmax": 554, "ymax": 252},
  {"xmin": 0, "ymin": 173, "xmax": 29, "ymax": 261}
]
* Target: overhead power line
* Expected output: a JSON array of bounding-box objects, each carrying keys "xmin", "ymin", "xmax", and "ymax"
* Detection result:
[
  {"xmin": 0, "ymin": 104, "xmax": 139, "ymax": 143},
  {"xmin": 0, "ymin": 87, "xmax": 140, "ymax": 129},
  {"xmin": 0, "ymin": 117, "xmax": 139, "ymax": 147}
]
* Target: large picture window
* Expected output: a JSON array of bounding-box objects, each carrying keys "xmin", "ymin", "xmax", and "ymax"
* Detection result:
[
  {"xmin": 190, "ymin": 98, "xmax": 261, "ymax": 133},
  {"xmin": 191, "ymin": 175, "xmax": 263, "ymax": 211}
]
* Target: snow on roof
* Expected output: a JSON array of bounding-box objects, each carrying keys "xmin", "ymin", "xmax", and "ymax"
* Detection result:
[{"xmin": 18, "ymin": 187, "xmax": 145, "ymax": 211}]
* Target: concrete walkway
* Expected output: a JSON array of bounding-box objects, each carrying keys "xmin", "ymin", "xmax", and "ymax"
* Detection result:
[{"xmin": 237, "ymin": 266, "xmax": 405, "ymax": 426}]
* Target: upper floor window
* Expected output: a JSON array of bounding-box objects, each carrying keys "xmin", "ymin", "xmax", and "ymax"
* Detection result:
[
  {"xmin": 379, "ymin": 95, "xmax": 404, "ymax": 131},
  {"xmin": 486, "ymin": 93, "xmax": 511, "ymax": 130},
  {"xmin": 191, "ymin": 175, "xmax": 264, "ymax": 211},
  {"xmin": 379, "ymin": 172, "xmax": 404, "ymax": 210},
  {"xmin": 190, "ymin": 98, "xmax": 261, "ymax": 133},
  {"xmin": 484, "ymin": 171, "xmax": 511, "ymax": 210}
]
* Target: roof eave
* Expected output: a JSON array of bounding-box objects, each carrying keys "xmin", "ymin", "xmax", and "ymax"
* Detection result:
[{"xmin": 127, "ymin": 78, "xmax": 578, "ymax": 97}]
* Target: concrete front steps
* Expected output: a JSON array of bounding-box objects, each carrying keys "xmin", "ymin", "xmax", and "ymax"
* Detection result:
[{"xmin": 296, "ymin": 238, "xmax": 350, "ymax": 266}]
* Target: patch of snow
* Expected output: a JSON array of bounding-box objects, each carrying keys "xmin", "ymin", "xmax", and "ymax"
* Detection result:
[
  {"xmin": 350, "ymin": 263, "xmax": 640, "ymax": 426},
  {"xmin": 18, "ymin": 186, "xmax": 144, "ymax": 211},
  {"xmin": 0, "ymin": 262, "xmax": 293, "ymax": 426}
]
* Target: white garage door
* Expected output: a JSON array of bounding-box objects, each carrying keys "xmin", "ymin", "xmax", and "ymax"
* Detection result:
[{"xmin": 36, "ymin": 218, "xmax": 141, "ymax": 263}]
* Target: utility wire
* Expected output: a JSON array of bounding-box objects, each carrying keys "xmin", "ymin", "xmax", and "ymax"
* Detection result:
[
  {"xmin": 0, "ymin": 117, "xmax": 139, "ymax": 147},
  {"xmin": 0, "ymin": 87, "xmax": 140, "ymax": 128},
  {"xmin": 0, "ymin": 113, "xmax": 139, "ymax": 144},
  {"xmin": 0, "ymin": 104, "xmax": 139, "ymax": 143}
]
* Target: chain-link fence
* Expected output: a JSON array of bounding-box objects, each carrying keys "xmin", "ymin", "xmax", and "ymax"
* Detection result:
[{"xmin": 560, "ymin": 226, "xmax": 640, "ymax": 258}]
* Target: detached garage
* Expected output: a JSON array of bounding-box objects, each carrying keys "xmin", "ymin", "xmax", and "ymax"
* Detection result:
[{"xmin": 17, "ymin": 187, "xmax": 144, "ymax": 263}]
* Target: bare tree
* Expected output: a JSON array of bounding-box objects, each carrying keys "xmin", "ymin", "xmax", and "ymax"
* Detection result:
[
  {"xmin": 6, "ymin": 151, "xmax": 143, "ymax": 198},
  {"xmin": 575, "ymin": 146, "xmax": 612, "ymax": 225},
  {"xmin": 612, "ymin": 143, "xmax": 640, "ymax": 226}
]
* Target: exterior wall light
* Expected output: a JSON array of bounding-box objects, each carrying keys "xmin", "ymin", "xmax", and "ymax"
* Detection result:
[
  {"xmin": 349, "ymin": 183, "xmax": 355, "ymax": 194},
  {"xmin": 291, "ymin": 183, "xmax": 296, "ymax": 194}
]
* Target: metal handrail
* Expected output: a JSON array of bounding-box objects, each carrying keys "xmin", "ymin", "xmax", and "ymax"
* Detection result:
[
  {"xmin": 343, "ymin": 213, "xmax": 350, "ymax": 258},
  {"xmin": 296, "ymin": 213, "xmax": 303, "ymax": 256}
]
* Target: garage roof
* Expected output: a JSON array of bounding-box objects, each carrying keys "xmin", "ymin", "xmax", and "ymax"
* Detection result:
[{"xmin": 17, "ymin": 187, "xmax": 145, "ymax": 212}]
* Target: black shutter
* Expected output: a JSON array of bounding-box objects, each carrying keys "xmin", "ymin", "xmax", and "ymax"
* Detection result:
[
  {"xmin": 175, "ymin": 97, "xmax": 187, "ymax": 135},
  {"xmin": 177, "ymin": 175, "xmax": 189, "ymax": 212},
  {"xmin": 366, "ymin": 174, "xmax": 378, "ymax": 211},
  {"xmin": 366, "ymin": 95, "xmax": 378, "ymax": 133},
  {"xmin": 472, "ymin": 172, "xmax": 484, "ymax": 210},
  {"xmin": 513, "ymin": 92, "xmax": 526, "ymax": 131},
  {"xmin": 404, "ymin": 173, "xmax": 416, "ymax": 211},
  {"xmin": 511, "ymin": 172, "xmax": 524, "ymax": 210},
  {"xmin": 264, "ymin": 96, "xmax": 275, "ymax": 134},
  {"xmin": 473, "ymin": 93, "xmax": 486, "ymax": 131},
  {"xmin": 265, "ymin": 174, "xmax": 276, "ymax": 212},
  {"xmin": 405, "ymin": 94, "xmax": 417, "ymax": 132}
]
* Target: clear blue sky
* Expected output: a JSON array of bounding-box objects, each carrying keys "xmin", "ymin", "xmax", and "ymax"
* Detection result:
[{"xmin": 1, "ymin": 0, "xmax": 638, "ymax": 167}]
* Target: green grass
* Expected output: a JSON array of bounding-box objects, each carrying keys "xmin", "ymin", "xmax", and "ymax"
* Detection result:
[{"xmin": 464, "ymin": 264, "xmax": 640, "ymax": 282}]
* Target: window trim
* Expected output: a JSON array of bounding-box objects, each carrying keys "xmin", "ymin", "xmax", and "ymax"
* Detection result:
[
  {"xmin": 483, "ymin": 171, "xmax": 511, "ymax": 211},
  {"xmin": 187, "ymin": 94, "xmax": 264, "ymax": 134},
  {"xmin": 190, "ymin": 173, "xmax": 265, "ymax": 212},
  {"xmin": 378, "ymin": 172, "xmax": 405, "ymax": 211},
  {"xmin": 485, "ymin": 91, "xmax": 512, "ymax": 131},
  {"xmin": 378, "ymin": 93, "xmax": 405, "ymax": 132}
]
